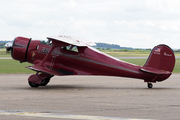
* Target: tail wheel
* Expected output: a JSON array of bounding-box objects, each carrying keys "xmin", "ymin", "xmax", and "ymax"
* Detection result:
[{"xmin": 147, "ymin": 83, "xmax": 153, "ymax": 88}]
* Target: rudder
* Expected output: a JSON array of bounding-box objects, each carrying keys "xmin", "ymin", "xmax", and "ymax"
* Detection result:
[{"xmin": 144, "ymin": 44, "xmax": 175, "ymax": 73}]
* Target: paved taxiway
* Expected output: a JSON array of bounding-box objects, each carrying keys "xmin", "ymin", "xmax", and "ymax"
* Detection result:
[{"xmin": 0, "ymin": 74, "xmax": 180, "ymax": 120}]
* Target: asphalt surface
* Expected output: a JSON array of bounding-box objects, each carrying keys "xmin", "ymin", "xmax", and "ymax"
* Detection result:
[{"xmin": 0, "ymin": 74, "xmax": 180, "ymax": 120}]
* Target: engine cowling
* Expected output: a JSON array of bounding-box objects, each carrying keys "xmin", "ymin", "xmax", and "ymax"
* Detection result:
[{"xmin": 11, "ymin": 37, "xmax": 31, "ymax": 63}]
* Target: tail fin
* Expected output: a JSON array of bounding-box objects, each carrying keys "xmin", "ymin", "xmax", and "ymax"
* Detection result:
[{"xmin": 143, "ymin": 44, "xmax": 175, "ymax": 73}]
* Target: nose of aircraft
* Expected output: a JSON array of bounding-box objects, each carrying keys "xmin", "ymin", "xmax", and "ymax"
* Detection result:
[{"xmin": 11, "ymin": 37, "xmax": 31, "ymax": 63}]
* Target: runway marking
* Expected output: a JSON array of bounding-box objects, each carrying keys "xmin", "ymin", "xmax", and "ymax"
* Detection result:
[{"xmin": 0, "ymin": 110, "xmax": 155, "ymax": 120}]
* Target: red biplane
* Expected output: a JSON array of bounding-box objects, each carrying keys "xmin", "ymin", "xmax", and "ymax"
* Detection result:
[{"xmin": 11, "ymin": 36, "xmax": 175, "ymax": 88}]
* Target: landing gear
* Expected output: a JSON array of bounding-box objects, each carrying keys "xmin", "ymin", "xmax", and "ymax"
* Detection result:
[
  {"xmin": 40, "ymin": 77, "xmax": 51, "ymax": 86},
  {"xmin": 28, "ymin": 81, "xmax": 39, "ymax": 87},
  {"xmin": 28, "ymin": 72, "xmax": 53, "ymax": 88},
  {"xmin": 28, "ymin": 77, "xmax": 51, "ymax": 87},
  {"xmin": 147, "ymin": 83, "xmax": 153, "ymax": 88}
]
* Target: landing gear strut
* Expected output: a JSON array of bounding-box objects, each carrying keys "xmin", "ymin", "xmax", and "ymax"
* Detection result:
[
  {"xmin": 28, "ymin": 72, "xmax": 54, "ymax": 87},
  {"xmin": 147, "ymin": 83, "xmax": 153, "ymax": 88}
]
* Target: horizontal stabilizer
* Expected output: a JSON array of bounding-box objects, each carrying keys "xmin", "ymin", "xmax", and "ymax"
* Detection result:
[{"xmin": 140, "ymin": 67, "xmax": 171, "ymax": 75}]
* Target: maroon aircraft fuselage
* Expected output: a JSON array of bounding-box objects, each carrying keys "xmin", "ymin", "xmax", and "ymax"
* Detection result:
[{"xmin": 11, "ymin": 36, "xmax": 175, "ymax": 88}]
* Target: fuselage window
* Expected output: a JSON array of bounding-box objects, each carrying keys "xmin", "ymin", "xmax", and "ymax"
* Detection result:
[{"xmin": 61, "ymin": 45, "xmax": 78, "ymax": 53}]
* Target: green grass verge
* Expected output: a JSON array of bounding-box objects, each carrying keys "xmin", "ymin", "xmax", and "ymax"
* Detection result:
[
  {"xmin": 122, "ymin": 58, "xmax": 180, "ymax": 73},
  {"xmin": 0, "ymin": 49, "xmax": 11, "ymax": 57},
  {"xmin": 173, "ymin": 58, "xmax": 180, "ymax": 73},
  {"xmin": 0, "ymin": 59, "xmax": 35, "ymax": 74},
  {"xmin": 107, "ymin": 52, "xmax": 180, "ymax": 57},
  {"xmin": 121, "ymin": 59, "xmax": 147, "ymax": 66}
]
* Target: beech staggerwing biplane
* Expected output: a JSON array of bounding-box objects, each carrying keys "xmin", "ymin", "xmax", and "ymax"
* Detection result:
[{"xmin": 11, "ymin": 36, "xmax": 175, "ymax": 88}]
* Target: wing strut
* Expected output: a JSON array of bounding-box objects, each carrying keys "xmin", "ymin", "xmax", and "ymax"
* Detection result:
[
  {"xmin": 28, "ymin": 41, "xmax": 62, "ymax": 75},
  {"xmin": 40, "ymin": 43, "xmax": 58, "ymax": 67}
]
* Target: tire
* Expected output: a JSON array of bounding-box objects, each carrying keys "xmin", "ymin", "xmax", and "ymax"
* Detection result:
[
  {"xmin": 28, "ymin": 81, "xmax": 39, "ymax": 87},
  {"xmin": 40, "ymin": 78, "xmax": 50, "ymax": 86},
  {"xmin": 147, "ymin": 83, "xmax": 153, "ymax": 88}
]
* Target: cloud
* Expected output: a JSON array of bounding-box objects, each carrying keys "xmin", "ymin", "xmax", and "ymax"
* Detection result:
[{"xmin": 1, "ymin": 0, "xmax": 180, "ymax": 48}]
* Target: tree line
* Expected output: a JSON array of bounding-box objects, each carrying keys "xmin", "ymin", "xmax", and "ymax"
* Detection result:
[
  {"xmin": 0, "ymin": 41, "xmax": 12, "ymax": 49},
  {"xmin": 94, "ymin": 42, "xmax": 133, "ymax": 50}
]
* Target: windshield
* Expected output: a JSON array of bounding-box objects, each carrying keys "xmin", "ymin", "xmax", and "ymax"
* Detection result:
[{"xmin": 40, "ymin": 39, "xmax": 52, "ymax": 46}]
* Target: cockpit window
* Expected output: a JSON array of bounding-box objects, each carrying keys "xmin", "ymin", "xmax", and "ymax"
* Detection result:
[
  {"xmin": 61, "ymin": 45, "xmax": 78, "ymax": 53},
  {"xmin": 40, "ymin": 39, "xmax": 52, "ymax": 46}
]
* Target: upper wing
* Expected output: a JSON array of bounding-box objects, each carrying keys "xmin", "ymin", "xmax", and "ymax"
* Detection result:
[{"xmin": 47, "ymin": 36, "xmax": 96, "ymax": 47}]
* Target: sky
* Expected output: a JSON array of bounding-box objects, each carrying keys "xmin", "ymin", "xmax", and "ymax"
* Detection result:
[{"xmin": 1, "ymin": 0, "xmax": 180, "ymax": 49}]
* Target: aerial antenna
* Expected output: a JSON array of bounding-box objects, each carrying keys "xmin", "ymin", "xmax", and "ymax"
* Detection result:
[
  {"xmin": 59, "ymin": 26, "xmax": 68, "ymax": 36},
  {"xmin": 59, "ymin": 26, "xmax": 66, "ymax": 36}
]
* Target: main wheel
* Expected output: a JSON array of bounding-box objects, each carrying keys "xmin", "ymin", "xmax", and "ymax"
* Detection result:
[
  {"xmin": 40, "ymin": 77, "xmax": 50, "ymax": 86},
  {"xmin": 28, "ymin": 81, "xmax": 39, "ymax": 87},
  {"xmin": 147, "ymin": 83, "xmax": 153, "ymax": 88}
]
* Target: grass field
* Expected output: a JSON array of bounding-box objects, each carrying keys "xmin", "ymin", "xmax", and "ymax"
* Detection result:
[
  {"xmin": 122, "ymin": 59, "xmax": 180, "ymax": 73},
  {"xmin": 106, "ymin": 51, "xmax": 180, "ymax": 57},
  {"xmin": 0, "ymin": 59, "xmax": 35, "ymax": 74},
  {"xmin": 0, "ymin": 49, "xmax": 11, "ymax": 57},
  {"xmin": 0, "ymin": 49, "xmax": 179, "ymax": 73}
]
